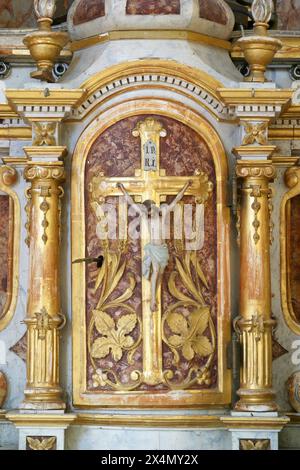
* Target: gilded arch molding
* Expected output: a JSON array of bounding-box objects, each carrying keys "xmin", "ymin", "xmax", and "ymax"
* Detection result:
[
  {"xmin": 72, "ymin": 97, "xmax": 231, "ymax": 407},
  {"xmin": 68, "ymin": 59, "xmax": 232, "ymax": 122},
  {"xmin": 0, "ymin": 166, "xmax": 20, "ymax": 332},
  {"xmin": 281, "ymin": 166, "xmax": 300, "ymax": 336}
]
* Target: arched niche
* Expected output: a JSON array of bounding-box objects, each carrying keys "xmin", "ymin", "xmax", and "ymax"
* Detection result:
[{"xmin": 71, "ymin": 98, "xmax": 231, "ymax": 408}]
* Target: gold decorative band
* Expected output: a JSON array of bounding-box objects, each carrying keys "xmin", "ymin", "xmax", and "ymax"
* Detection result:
[{"xmin": 71, "ymin": 30, "xmax": 231, "ymax": 53}]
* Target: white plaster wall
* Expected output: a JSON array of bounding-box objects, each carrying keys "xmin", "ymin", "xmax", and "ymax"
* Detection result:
[{"xmin": 66, "ymin": 426, "xmax": 231, "ymax": 450}]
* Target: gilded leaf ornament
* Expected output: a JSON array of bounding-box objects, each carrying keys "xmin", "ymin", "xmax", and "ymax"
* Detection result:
[
  {"xmin": 162, "ymin": 250, "xmax": 216, "ymax": 389},
  {"xmin": 27, "ymin": 436, "xmax": 56, "ymax": 451},
  {"xmin": 33, "ymin": 122, "xmax": 56, "ymax": 146},
  {"xmin": 91, "ymin": 310, "xmax": 137, "ymax": 362},
  {"xmin": 242, "ymin": 122, "xmax": 268, "ymax": 146},
  {"xmin": 88, "ymin": 200, "xmax": 142, "ymax": 391},
  {"xmin": 167, "ymin": 309, "xmax": 213, "ymax": 362},
  {"xmin": 251, "ymin": 0, "xmax": 273, "ymax": 24},
  {"xmin": 240, "ymin": 439, "xmax": 270, "ymax": 451}
]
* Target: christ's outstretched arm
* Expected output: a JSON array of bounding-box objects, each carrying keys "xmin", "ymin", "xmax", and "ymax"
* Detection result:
[
  {"xmin": 117, "ymin": 183, "xmax": 144, "ymax": 215},
  {"xmin": 165, "ymin": 180, "xmax": 193, "ymax": 214}
]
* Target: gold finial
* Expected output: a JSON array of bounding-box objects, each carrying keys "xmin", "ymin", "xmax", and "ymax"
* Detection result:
[
  {"xmin": 237, "ymin": 0, "xmax": 281, "ymax": 83},
  {"xmin": 252, "ymin": 0, "xmax": 273, "ymax": 24},
  {"xmin": 23, "ymin": 0, "xmax": 68, "ymax": 83},
  {"xmin": 34, "ymin": 0, "xmax": 56, "ymax": 20}
]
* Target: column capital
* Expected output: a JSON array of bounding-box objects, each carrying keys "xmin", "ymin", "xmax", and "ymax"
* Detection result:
[
  {"xmin": 236, "ymin": 160, "xmax": 276, "ymax": 180},
  {"xmin": 24, "ymin": 164, "xmax": 65, "ymax": 183}
]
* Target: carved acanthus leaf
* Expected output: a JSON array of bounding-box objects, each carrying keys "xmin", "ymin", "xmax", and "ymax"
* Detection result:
[
  {"xmin": 167, "ymin": 308, "xmax": 213, "ymax": 361},
  {"xmin": 27, "ymin": 436, "xmax": 56, "ymax": 451},
  {"xmin": 91, "ymin": 310, "xmax": 137, "ymax": 362},
  {"xmin": 240, "ymin": 439, "xmax": 270, "ymax": 450}
]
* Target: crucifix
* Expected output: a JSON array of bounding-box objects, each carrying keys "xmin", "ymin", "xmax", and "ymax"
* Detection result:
[{"xmin": 90, "ymin": 117, "xmax": 213, "ymax": 386}]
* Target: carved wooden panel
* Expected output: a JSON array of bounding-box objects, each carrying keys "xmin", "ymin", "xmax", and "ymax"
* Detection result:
[
  {"xmin": 281, "ymin": 168, "xmax": 300, "ymax": 335},
  {"xmin": 72, "ymin": 103, "xmax": 230, "ymax": 408}
]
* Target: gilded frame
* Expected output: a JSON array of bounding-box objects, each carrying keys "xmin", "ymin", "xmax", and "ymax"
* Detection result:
[
  {"xmin": 0, "ymin": 166, "xmax": 20, "ymax": 331},
  {"xmin": 281, "ymin": 167, "xmax": 300, "ymax": 335},
  {"xmin": 72, "ymin": 98, "xmax": 231, "ymax": 408}
]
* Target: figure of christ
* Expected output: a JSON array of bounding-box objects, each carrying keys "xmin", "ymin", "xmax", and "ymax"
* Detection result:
[{"xmin": 117, "ymin": 181, "xmax": 192, "ymax": 312}]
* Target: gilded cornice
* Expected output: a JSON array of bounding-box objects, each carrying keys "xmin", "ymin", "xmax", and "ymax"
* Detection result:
[
  {"xmin": 217, "ymin": 88, "xmax": 292, "ymax": 108},
  {"xmin": 5, "ymin": 89, "xmax": 85, "ymax": 109}
]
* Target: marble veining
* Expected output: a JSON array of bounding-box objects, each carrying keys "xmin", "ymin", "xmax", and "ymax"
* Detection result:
[
  {"xmin": 73, "ymin": 0, "xmax": 105, "ymax": 25},
  {"xmin": 276, "ymin": 0, "xmax": 300, "ymax": 31},
  {"xmin": 126, "ymin": 0, "xmax": 181, "ymax": 15}
]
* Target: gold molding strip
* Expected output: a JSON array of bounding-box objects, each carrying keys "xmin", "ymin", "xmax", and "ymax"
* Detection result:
[
  {"xmin": 5, "ymin": 89, "xmax": 85, "ymax": 108},
  {"xmin": 281, "ymin": 106, "xmax": 300, "ymax": 119},
  {"xmin": 71, "ymin": 30, "xmax": 231, "ymax": 53},
  {"xmin": 286, "ymin": 413, "xmax": 300, "ymax": 425},
  {"xmin": 75, "ymin": 414, "xmax": 224, "ymax": 428},
  {"xmin": 0, "ymin": 128, "xmax": 31, "ymax": 140},
  {"xmin": 220, "ymin": 416, "xmax": 290, "ymax": 430},
  {"xmin": 2, "ymin": 157, "xmax": 28, "ymax": 166},
  {"xmin": 6, "ymin": 413, "xmax": 77, "ymax": 427},
  {"xmin": 0, "ymin": 104, "xmax": 19, "ymax": 119},
  {"xmin": 269, "ymin": 128, "xmax": 300, "ymax": 140},
  {"xmin": 272, "ymin": 156, "xmax": 300, "ymax": 167},
  {"xmin": 217, "ymin": 88, "xmax": 293, "ymax": 107},
  {"xmin": 3, "ymin": 412, "xmax": 291, "ymax": 430}
]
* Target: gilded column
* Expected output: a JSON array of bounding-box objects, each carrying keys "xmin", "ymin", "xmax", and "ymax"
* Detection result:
[
  {"xmin": 235, "ymin": 158, "xmax": 277, "ymax": 412},
  {"xmin": 22, "ymin": 149, "xmax": 66, "ymax": 410}
]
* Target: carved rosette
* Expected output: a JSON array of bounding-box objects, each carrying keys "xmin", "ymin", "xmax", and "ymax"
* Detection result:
[
  {"xmin": 23, "ymin": 162, "xmax": 66, "ymax": 410},
  {"xmin": 235, "ymin": 160, "xmax": 277, "ymax": 412}
]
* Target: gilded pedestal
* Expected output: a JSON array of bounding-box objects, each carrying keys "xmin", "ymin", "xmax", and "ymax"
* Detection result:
[
  {"xmin": 22, "ymin": 155, "xmax": 66, "ymax": 410},
  {"xmin": 235, "ymin": 160, "xmax": 277, "ymax": 412}
]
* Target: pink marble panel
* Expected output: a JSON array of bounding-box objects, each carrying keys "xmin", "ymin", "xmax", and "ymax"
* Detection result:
[
  {"xmin": 73, "ymin": 0, "xmax": 105, "ymax": 25},
  {"xmin": 126, "ymin": 0, "xmax": 180, "ymax": 15}
]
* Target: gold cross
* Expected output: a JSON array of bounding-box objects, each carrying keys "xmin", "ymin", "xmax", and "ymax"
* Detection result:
[{"xmin": 90, "ymin": 118, "xmax": 212, "ymax": 386}]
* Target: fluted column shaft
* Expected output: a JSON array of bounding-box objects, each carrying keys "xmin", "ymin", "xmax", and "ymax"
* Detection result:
[
  {"xmin": 235, "ymin": 160, "xmax": 277, "ymax": 412},
  {"xmin": 23, "ymin": 162, "xmax": 65, "ymax": 410}
]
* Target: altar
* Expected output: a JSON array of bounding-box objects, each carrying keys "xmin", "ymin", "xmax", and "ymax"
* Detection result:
[{"xmin": 0, "ymin": 0, "xmax": 300, "ymax": 451}]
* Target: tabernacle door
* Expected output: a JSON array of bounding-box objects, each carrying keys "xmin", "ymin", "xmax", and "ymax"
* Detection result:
[{"xmin": 72, "ymin": 101, "xmax": 231, "ymax": 408}]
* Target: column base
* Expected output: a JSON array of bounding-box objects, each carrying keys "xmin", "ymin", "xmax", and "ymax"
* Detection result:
[
  {"xmin": 6, "ymin": 411, "xmax": 76, "ymax": 450},
  {"xmin": 235, "ymin": 388, "xmax": 278, "ymax": 412},
  {"xmin": 221, "ymin": 412, "xmax": 290, "ymax": 450},
  {"xmin": 22, "ymin": 386, "xmax": 66, "ymax": 411}
]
